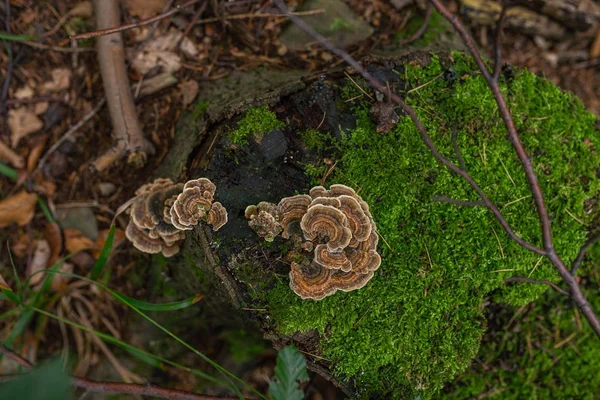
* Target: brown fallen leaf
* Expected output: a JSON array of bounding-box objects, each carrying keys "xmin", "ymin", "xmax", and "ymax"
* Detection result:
[
  {"xmin": 14, "ymin": 85, "xmax": 34, "ymax": 99},
  {"xmin": 44, "ymin": 222, "xmax": 64, "ymax": 268},
  {"xmin": 0, "ymin": 191, "xmax": 38, "ymax": 228},
  {"xmin": 65, "ymin": 228, "xmax": 98, "ymax": 254},
  {"xmin": 0, "ymin": 138, "xmax": 25, "ymax": 168},
  {"xmin": 28, "ymin": 240, "xmax": 51, "ymax": 286},
  {"xmin": 8, "ymin": 107, "xmax": 44, "ymax": 148},
  {"xmin": 0, "ymin": 271, "xmax": 10, "ymax": 291},
  {"xmin": 42, "ymin": 68, "xmax": 72, "ymax": 92},
  {"xmin": 70, "ymin": 1, "xmax": 93, "ymax": 18},
  {"xmin": 181, "ymin": 80, "xmax": 199, "ymax": 107},
  {"xmin": 51, "ymin": 262, "xmax": 74, "ymax": 292},
  {"xmin": 125, "ymin": 0, "xmax": 168, "ymax": 19},
  {"xmin": 27, "ymin": 138, "xmax": 47, "ymax": 172}
]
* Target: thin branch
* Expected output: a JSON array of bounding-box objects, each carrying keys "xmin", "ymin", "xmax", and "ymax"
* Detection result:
[
  {"xmin": 0, "ymin": 345, "xmax": 238, "ymax": 400},
  {"xmin": 92, "ymin": 0, "xmax": 155, "ymax": 171},
  {"xmin": 35, "ymin": 98, "xmax": 106, "ymax": 173},
  {"xmin": 572, "ymin": 230, "xmax": 600, "ymax": 275},
  {"xmin": 505, "ymin": 277, "xmax": 569, "ymax": 297},
  {"xmin": 451, "ymin": 124, "xmax": 466, "ymax": 171},
  {"xmin": 70, "ymin": 0, "xmax": 202, "ymax": 40},
  {"xmin": 492, "ymin": 6, "xmax": 508, "ymax": 81},
  {"xmin": 398, "ymin": 4, "xmax": 433, "ymax": 46}
]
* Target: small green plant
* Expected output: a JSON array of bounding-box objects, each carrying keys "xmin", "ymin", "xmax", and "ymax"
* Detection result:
[
  {"xmin": 229, "ymin": 105, "xmax": 285, "ymax": 145},
  {"xmin": 329, "ymin": 17, "xmax": 350, "ymax": 32},
  {"xmin": 269, "ymin": 346, "xmax": 308, "ymax": 400},
  {"xmin": 0, "ymin": 358, "xmax": 71, "ymax": 400}
]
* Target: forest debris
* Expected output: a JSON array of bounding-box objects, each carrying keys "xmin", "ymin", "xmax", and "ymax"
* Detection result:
[
  {"xmin": 124, "ymin": 0, "xmax": 168, "ymax": 19},
  {"xmin": 92, "ymin": 0, "xmax": 155, "ymax": 172},
  {"xmin": 181, "ymin": 80, "xmax": 199, "ymax": 106},
  {"xmin": 58, "ymin": 207, "xmax": 99, "ymax": 241},
  {"xmin": 65, "ymin": 228, "xmax": 98, "ymax": 253},
  {"xmin": 0, "ymin": 191, "xmax": 38, "ymax": 228},
  {"xmin": 14, "ymin": 85, "xmax": 34, "ymax": 99},
  {"xmin": 0, "ymin": 139, "xmax": 25, "ymax": 168},
  {"xmin": 42, "ymin": 68, "xmax": 72, "ymax": 92},
  {"xmin": 44, "ymin": 223, "xmax": 64, "ymax": 269},
  {"xmin": 51, "ymin": 262, "xmax": 74, "ymax": 292},
  {"xmin": 27, "ymin": 240, "xmax": 52, "ymax": 286},
  {"xmin": 8, "ymin": 108, "xmax": 44, "ymax": 147},
  {"xmin": 512, "ymin": 0, "xmax": 600, "ymax": 31},
  {"xmin": 591, "ymin": 26, "xmax": 600, "ymax": 59},
  {"xmin": 70, "ymin": 1, "xmax": 93, "ymax": 18},
  {"xmin": 92, "ymin": 227, "xmax": 125, "ymax": 258},
  {"xmin": 460, "ymin": 0, "xmax": 566, "ymax": 39},
  {"xmin": 132, "ymin": 28, "xmax": 198, "ymax": 74},
  {"xmin": 138, "ymin": 72, "xmax": 178, "ymax": 97}
]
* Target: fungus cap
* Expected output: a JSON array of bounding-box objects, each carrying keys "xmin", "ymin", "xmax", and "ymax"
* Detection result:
[
  {"xmin": 171, "ymin": 186, "xmax": 213, "ymax": 228},
  {"xmin": 278, "ymin": 194, "xmax": 311, "ymax": 238},
  {"xmin": 207, "ymin": 202, "xmax": 228, "ymax": 231},
  {"xmin": 300, "ymin": 204, "xmax": 352, "ymax": 252}
]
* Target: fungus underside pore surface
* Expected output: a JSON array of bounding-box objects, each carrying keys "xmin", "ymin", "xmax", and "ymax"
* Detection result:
[{"xmin": 246, "ymin": 54, "xmax": 600, "ymax": 398}]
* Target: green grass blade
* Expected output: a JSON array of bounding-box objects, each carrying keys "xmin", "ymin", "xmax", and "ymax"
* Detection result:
[
  {"xmin": 36, "ymin": 198, "xmax": 55, "ymax": 224},
  {"xmin": 0, "ymin": 162, "xmax": 17, "ymax": 180},
  {"xmin": 0, "ymin": 270, "xmax": 19, "ymax": 304},
  {"xmin": 7, "ymin": 246, "xmax": 23, "ymax": 304},
  {"xmin": 33, "ymin": 269, "xmax": 259, "ymax": 399},
  {"xmin": 0, "ymin": 32, "xmax": 39, "ymax": 41},
  {"xmin": 119, "ymin": 293, "xmax": 204, "ymax": 311},
  {"xmin": 5, "ymin": 309, "xmax": 34, "ymax": 347},
  {"xmin": 30, "ymin": 307, "xmax": 226, "ymax": 386},
  {"xmin": 90, "ymin": 224, "xmax": 115, "ymax": 280}
]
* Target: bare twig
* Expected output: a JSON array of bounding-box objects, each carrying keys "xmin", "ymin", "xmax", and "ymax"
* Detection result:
[
  {"xmin": 572, "ymin": 230, "xmax": 600, "ymax": 275},
  {"xmin": 36, "ymin": 99, "xmax": 106, "ymax": 173},
  {"xmin": 451, "ymin": 124, "xmax": 466, "ymax": 171},
  {"xmin": 20, "ymin": 40, "xmax": 95, "ymax": 53},
  {"xmin": 192, "ymin": 9, "xmax": 326, "ymax": 25},
  {"xmin": 275, "ymin": 0, "xmax": 600, "ymax": 337},
  {"xmin": 0, "ymin": 344, "xmax": 238, "ymax": 400},
  {"xmin": 493, "ymin": 6, "xmax": 508, "ymax": 81},
  {"xmin": 71, "ymin": 0, "xmax": 202, "ymax": 40},
  {"xmin": 91, "ymin": 0, "xmax": 155, "ymax": 172},
  {"xmin": 505, "ymin": 277, "xmax": 569, "ymax": 297},
  {"xmin": 398, "ymin": 4, "xmax": 433, "ymax": 46},
  {"xmin": 179, "ymin": 1, "xmax": 208, "ymax": 44}
]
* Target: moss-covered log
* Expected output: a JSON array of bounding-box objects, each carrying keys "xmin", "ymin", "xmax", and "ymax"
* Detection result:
[{"xmin": 149, "ymin": 50, "xmax": 600, "ymax": 399}]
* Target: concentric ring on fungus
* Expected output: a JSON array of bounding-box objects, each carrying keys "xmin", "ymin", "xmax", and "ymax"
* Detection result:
[
  {"xmin": 124, "ymin": 177, "xmax": 228, "ymax": 257},
  {"xmin": 246, "ymin": 184, "xmax": 381, "ymax": 300}
]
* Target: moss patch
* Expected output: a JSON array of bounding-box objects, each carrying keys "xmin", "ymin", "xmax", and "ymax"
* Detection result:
[
  {"xmin": 441, "ymin": 244, "xmax": 600, "ymax": 399},
  {"xmin": 262, "ymin": 54, "xmax": 600, "ymax": 398},
  {"xmin": 228, "ymin": 105, "xmax": 285, "ymax": 145}
]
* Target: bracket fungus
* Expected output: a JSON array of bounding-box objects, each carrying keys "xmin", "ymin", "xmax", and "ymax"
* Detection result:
[
  {"xmin": 125, "ymin": 177, "xmax": 228, "ymax": 257},
  {"xmin": 245, "ymin": 184, "xmax": 380, "ymax": 300}
]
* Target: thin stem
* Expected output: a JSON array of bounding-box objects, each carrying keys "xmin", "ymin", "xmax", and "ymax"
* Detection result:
[
  {"xmin": 572, "ymin": 230, "xmax": 600, "ymax": 275},
  {"xmin": 70, "ymin": 0, "xmax": 202, "ymax": 40},
  {"xmin": 493, "ymin": 6, "xmax": 508, "ymax": 81},
  {"xmin": 504, "ymin": 277, "xmax": 569, "ymax": 297}
]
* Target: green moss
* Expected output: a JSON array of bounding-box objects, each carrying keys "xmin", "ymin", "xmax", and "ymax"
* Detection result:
[
  {"xmin": 261, "ymin": 53, "xmax": 600, "ymax": 398},
  {"xmin": 191, "ymin": 100, "xmax": 210, "ymax": 122},
  {"xmin": 441, "ymin": 248, "xmax": 600, "ymax": 399},
  {"xmin": 229, "ymin": 105, "xmax": 285, "ymax": 145}
]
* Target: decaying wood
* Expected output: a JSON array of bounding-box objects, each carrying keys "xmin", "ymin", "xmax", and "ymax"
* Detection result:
[
  {"xmin": 512, "ymin": 0, "xmax": 600, "ymax": 30},
  {"xmin": 460, "ymin": 0, "xmax": 566, "ymax": 39},
  {"xmin": 91, "ymin": 0, "xmax": 155, "ymax": 172}
]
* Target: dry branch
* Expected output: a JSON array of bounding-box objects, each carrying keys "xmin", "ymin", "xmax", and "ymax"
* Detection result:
[{"xmin": 91, "ymin": 0, "xmax": 155, "ymax": 172}]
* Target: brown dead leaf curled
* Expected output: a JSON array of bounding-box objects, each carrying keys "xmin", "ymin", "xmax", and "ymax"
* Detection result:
[
  {"xmin": 8, "ymin": 108, "xmax": 44, "ymax": 148},
  {"xmin": 27, "ymin": 240, "xmax": 51, "ymax": 286},
  {"xmin": 42, "ymin": 68, "xmax": 72, "ymax": 92},
  {"xmin": 65, "ymin": 228, "xmax": 98, "ymax": 254},
  {"xmin": 70, "ymin": 1, "xmax": 93, "ymax": 18},
  {"xmin": 181, "ymin": 80, "xmax": 199, "ymax": 106},
  {"xmin": 44, "ymin": 223, "xmax": 64, "ymax": 269},
  {"xmin": 125, "ymin": 0, "xmax": 168, "ymax": 19},
  {"xmin": 0, "ymin": 271, "xmax": 10, "ymax": 291},
  {"xmin": 0, "ymin": 191, "xmax": 38, "ymax": 228},
  {"xmin": 0, "ymin": 139, "xmax": 25, "ymax": 168},
  {"xmin": 132, "ymin": 28, "xmax": 198, "ymax": 74}
]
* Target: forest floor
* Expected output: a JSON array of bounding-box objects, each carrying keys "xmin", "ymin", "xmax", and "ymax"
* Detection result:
[{"xmin": 0, "ymin": 1, "xmax": 599, "ymax": 399}]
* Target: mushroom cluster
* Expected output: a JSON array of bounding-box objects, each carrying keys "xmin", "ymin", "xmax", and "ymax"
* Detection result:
[
  {"xmin": 246, "ymin": 184, "xmax": 380, "ymax": 300},
  {"xmin": 125, "ymin": 178, "xmax": 227, "ymax": 257}
]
